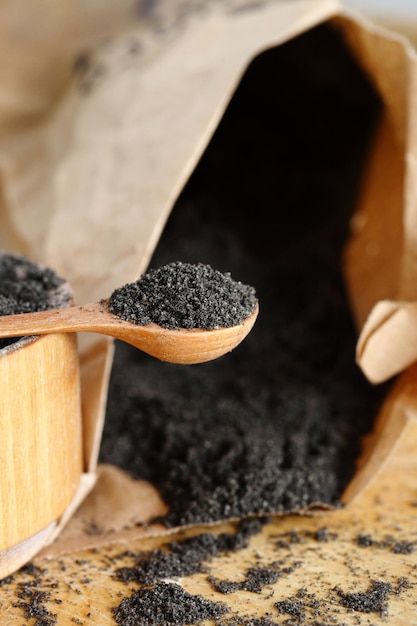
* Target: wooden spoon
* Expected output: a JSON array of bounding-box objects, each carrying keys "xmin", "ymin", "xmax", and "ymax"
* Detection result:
[{"xmin": 0, "ymin": 299, "xmax": 259, "ymax": 364}]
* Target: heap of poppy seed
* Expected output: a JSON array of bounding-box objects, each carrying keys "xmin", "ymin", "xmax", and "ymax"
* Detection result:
[
  {"xmin": 0, "ymin": 252, "xmax": 68, "ymax": 350},
  {"xmin": 108, "ymin": 261, "xmax": 257, "ymax": 329},
  {"xmin": 336, "ymin": 580, "xmax": 393, "ymax": 615},
  {"xmin": 115, "ymin": 519, "xmax": 263, "ymax": 585},
  {"xmin": 113, "ymin": 581, "xmax": 228, "ymax": 626}
]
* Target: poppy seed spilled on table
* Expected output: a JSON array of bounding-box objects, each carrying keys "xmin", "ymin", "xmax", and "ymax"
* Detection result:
[{"xmin": 108, "ymin": 261, "xmax": 258, "ymax": 329}]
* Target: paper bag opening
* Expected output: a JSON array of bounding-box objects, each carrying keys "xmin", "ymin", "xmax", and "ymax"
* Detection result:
[{"xmin": 98, "ymin": 19, "xmax": 394, "ymax": 535}]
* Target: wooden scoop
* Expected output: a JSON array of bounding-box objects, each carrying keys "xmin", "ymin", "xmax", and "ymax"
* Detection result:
[{"xmin": 0, "ymin": 299, "xmax": 259, "ymax": 364}]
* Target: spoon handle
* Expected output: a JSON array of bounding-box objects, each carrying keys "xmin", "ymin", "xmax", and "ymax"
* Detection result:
[{"xmin": 0, "ymin": 301, "xmax": 110, "ymax": 338}]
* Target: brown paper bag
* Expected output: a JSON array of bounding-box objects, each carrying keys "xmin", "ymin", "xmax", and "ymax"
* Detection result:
[{"xmin": 0, "ymin": 0, "xmax": 416, "ymax": 563}]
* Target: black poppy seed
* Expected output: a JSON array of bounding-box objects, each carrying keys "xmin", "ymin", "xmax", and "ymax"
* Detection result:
[
  {"xmin": 357, "ymin": 533, "xmax": 375, "ymax": 547},
  {"xmin": 208, "ymin": 566, "xmax": 281, "ymax": 595},
  {"xmin": 275, "ymin": 598, "xmax": 305, "ymax": 619},
  {"xmin": 391, "ymin": 541, "xmax": 415, "ymax": 554},
  {"xmin": 108, "ymin": 261, "xmax": 257, "ymax": 329},
  {"xmin": 115, "ymin": 520, "xmax": 263, "ymax": 585},
  {"xmin": 336, "ymin": 580, "xmax": 393, "ymax": 614},
  {"xmin": 112, "ymin": 581, "xmax": 228, "ymax": 626},
  {"xmin": 0, "ymin": 252, "xmax": 67, "ymax": 350}
]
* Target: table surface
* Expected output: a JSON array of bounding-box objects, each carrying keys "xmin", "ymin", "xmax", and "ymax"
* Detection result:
[{"xmin": 0, "ymin": 416, "xmax": 416, "ymax": 625}]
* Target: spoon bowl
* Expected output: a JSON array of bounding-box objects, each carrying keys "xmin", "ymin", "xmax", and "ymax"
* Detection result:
[{"xmin": 0, "ymin": 299, "xmax": 259, "ymax": 364}]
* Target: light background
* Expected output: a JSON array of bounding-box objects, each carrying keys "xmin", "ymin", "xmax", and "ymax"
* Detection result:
[{"xmin": 344, "ymin": 0, "xmax": 417, "ymax": 20}]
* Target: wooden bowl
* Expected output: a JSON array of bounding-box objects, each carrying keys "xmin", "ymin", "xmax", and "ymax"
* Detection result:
[{"xmin": 0, "ymin": 283, "xmax": 83, "ymax": 578}]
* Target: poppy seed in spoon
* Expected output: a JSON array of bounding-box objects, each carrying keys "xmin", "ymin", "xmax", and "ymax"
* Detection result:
[{"xmin": 108, "ymin": 261, "xmax": 257, "ymax": 329}]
